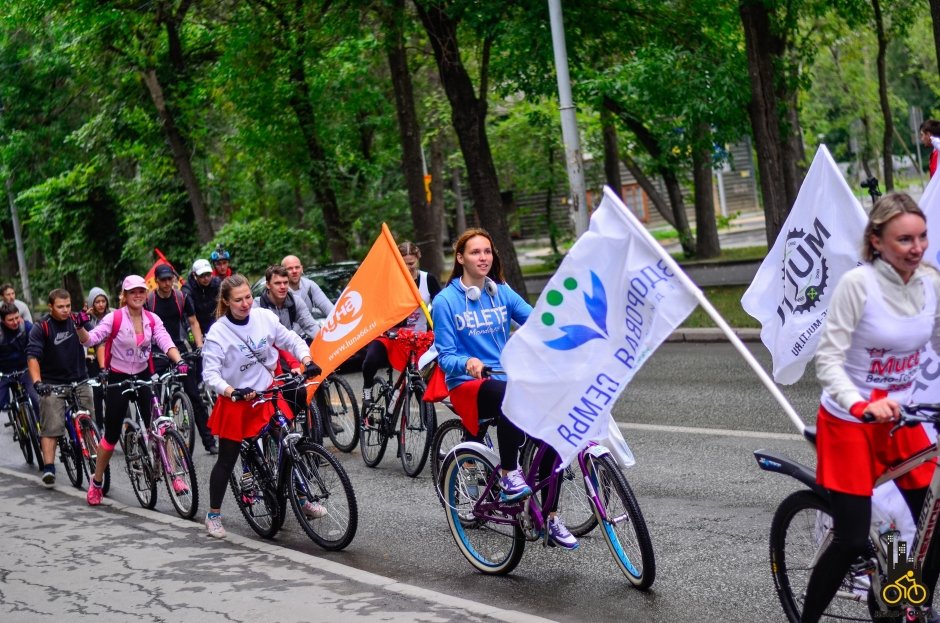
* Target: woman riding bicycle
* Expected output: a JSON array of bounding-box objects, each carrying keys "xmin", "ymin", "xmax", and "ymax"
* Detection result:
[
  {"xmin": 803, "ymin": 192, "xmax": 940, "ymax": 622},
  {"xmin": 361, "ymin": 241, "xmax": 441, "ymax": 409},
  {"xmin": 200, "ymin": 274, "xmax": 321, "ymax": 539},
  {"xmin": 77, "ymin": 275, "xmax": 186, "ymax": 506},
  {"xmin": 431, "ymin": 228, "xmax": 578, "ymax": 549}
]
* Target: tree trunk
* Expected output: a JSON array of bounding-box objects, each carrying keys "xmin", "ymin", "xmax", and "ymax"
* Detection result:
[
  {"xmin": 452, "ymin": 168, "xmax": 467, "ymax": 234},
  {"xmin": 140, "ymin": 68, "xmax": 214, "ymax": 243},
  {"xmin": 545, "ymin": 147, "xmax": 560, "ymax": 256},
  {"xmin": 383, "ymin": 0, "xmax": 443, "ymax": 277},
  {"xmin": 931, "ymin": 0, "xmax": 940, "ymax": 81},
  {"xmin": 414, "ymin": 2, "xmax": 526, "ymax": 297},
  {"xmin": 872, "ymin": 0, "xmax": 894, "ymax": 191},
  {"xmin": 739, "ymin": 0, "xmax": 792, "ymax": 247},
  {"xmin": 692, "ymin": 123, "xmax": 720, "ymax": 259},
  {"xmin": 5, "ymin": 176, "xmax": 31, "ymax": 307},
  {"xmin": 285, "ymin": 52, "xmax": 349, "ymax": 260},
  {"xmin": 620, "ymin": 153, "xmax": 676, "ymax": 227},
  {"xmin": 601, "ymin": 108, "xmax": 623, "ymax": 200},
  {"xmin": 427, "ymin": 132, "xmax": 446, "ymax": 278},
  {"xmin": 62, "ymin": 271, "xmax": 83, "ymax": 313}
]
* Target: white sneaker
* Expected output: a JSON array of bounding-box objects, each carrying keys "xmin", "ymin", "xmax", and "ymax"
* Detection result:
[{"xmin": 205, "ymin": 513, "xmax": 226, "ymax": 539}]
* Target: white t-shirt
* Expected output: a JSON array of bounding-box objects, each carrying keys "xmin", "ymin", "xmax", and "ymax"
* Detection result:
[{"xmin": 202, "ymin": 308, "xmax": 310, "ymax": 395}]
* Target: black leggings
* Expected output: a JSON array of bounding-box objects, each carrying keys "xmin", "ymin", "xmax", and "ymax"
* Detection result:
[
  {"xmin": 361, "ymin": 340, "xmax": 390, "ymax": 388},
  {"xmin": 802, "ymin": 487, "xmax": 940, "ymax": 622},
  {"xmin": 209, "ymin": 438, "xmax": 241, "ymax": 510},
  {"xmin": 477, "ymin": 379, "xmax": 560, "ymax": 513},
  {"xmin": 103, "ymin": 370, "xmax": 153, "ymax": 446}
]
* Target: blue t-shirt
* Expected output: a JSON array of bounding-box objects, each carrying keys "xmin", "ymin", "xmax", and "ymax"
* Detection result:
[{"xmin": 431, "ymin": 278, "xmax": 532, "ymax": 389}]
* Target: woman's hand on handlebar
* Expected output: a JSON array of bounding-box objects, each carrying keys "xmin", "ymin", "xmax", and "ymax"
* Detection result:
[
  {"xmin": 229, "ymin": 387, "xmax": 256, "ymax": 402},
  {"xmin": 465, "ymin": 357, "xmax": 485, "ymax": 379},
  {"xmin": 865, "ymin": 397, "xmax": 901, "ymax": 423}
]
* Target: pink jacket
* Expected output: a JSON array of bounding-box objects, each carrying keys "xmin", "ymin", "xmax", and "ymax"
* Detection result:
[{"xmin": 83, "ymin": 307, "xmax": 176, "ymax": 374}]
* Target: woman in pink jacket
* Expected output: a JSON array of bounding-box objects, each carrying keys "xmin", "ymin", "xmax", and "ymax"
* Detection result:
[{"xmin": 77, "ymin": 275, "xmax": 185, "ymax": 506}]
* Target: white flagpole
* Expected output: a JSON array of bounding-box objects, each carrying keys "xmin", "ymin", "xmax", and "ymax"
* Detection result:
[{"xmin": 603, "ymin": 187, "xmax": 808, "ymax": 436}]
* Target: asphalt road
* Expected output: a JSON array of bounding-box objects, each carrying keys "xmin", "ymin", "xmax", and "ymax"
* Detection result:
[{"xmin": 0, "ymin": 342, "xmax": 821, "ymax": 623}]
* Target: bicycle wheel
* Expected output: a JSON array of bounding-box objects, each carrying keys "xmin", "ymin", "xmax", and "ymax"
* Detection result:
[
  {"xmin": 59, "ymin": 435, "xmax": 82, "ymax": 489},
  {"xmin": 287, "ymin": 441, "xmax": 358, "ymax": 550},
  {"xmin": 123, "ymin": 427, "xmax": 157, "ymax": 509},
  {"xmin": 359, "ymin": 379, "xmax": 390, "ymax": 467},
  {"xmin": 169, "ymin": 391, "xmax": 196, "ymax": 451},
  {"xmin": 228, "ymin": 453, "xmax": 281, "ymax": 539},
  {"xmin": 770, "ymin": 489, "xmax": 873, "ymax": 623},
  {"xmin": 24, "ymin": 401, "xmax": 43, "ymax": 470},
  {"xmin": 77, "ymin": 416, "xmax": 110, "ymax": 495},
  {"xmin": 13, "ymin": 403, "xmax": 33, "ymax": 465},
  {"xmin": 430, "ymin": 418, "xmax": 467, "ymax": 498},
  {"xmin": 162, "ymin": 429, "xmax": 199, "ymax": 519},
  {"xmin": 519, "ymin": 442, "xmax": 598, "ymax": 537},
  {"xmin": 399, "ymin": 383, "xmax": 435, "ymax": 477},
  {"xmin": 322, "ymin": 375, "xmax": 359, "ymax": 452},
  {"xmin": 442, "ymin": 447, "xmax": 525, "ymax": 575},
  {"xmin": 589, "ymin": 453, "xmax": 655, "ymax": 589}
]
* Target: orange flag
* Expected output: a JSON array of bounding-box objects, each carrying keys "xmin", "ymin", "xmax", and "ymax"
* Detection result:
[
  {"xmin": 143, "ymin": 248, "xmax": 179, "ymax": 291},
  {"xmin": 307, "ymin": 224, "xmax": 423, "ymax": 394}
]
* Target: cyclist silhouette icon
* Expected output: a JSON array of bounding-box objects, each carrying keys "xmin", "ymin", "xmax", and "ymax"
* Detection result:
[{"xmin": 882, "ymin": 569, "xmax": 928, "ymax": 605}]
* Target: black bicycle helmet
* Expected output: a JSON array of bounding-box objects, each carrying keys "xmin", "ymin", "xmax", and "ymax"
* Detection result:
[{"xmin": 210, "ymin": 244, "xmax": 231, "ymax": 262}]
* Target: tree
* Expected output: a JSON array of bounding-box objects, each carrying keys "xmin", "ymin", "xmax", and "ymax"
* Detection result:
[{"xmin": 413, "ymin": 0, "xmax": 526, "ymax": 297}]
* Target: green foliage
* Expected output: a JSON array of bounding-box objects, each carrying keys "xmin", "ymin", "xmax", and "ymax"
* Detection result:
[{"xmin": 200, "ymin": 219, "xmax": 319, "ymax": 280}]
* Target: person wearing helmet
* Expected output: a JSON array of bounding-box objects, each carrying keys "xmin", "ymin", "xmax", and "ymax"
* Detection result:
[{"xmin": 210, "ymin": 245, "xmax": 234, "ymax": 279}]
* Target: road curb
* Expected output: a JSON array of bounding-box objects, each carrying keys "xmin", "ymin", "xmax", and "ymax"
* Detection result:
[
  {"xmin": 667, "ymin": 328, "xmax": 761, "ymax": 343},
  {"xmin": 0, "ymin": 465, "xmax": 557, "ymax": 623}
]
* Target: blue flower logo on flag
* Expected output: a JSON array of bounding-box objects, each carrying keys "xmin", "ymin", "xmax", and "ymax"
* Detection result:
[{"xmin": 541, "ymin": 271, "xmax": 608, "ymax": 351}]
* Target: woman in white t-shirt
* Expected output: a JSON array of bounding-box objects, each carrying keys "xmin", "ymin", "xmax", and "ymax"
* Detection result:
[{"xmin": 201, "ymin": 274, "xmax": 320, "ymax": 539}]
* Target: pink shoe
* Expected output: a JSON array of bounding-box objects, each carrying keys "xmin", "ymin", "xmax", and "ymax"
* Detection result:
[
  {"xmin": 86, "ymin": 483, "xmax": 103, "ymax": 506},
  {"xmin": 172, "ymin": 477, "xmax": 190, "ymax": 494}
]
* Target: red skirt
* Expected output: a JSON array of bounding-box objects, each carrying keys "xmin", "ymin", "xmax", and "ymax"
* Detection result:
[
  {"xmin": 208, "ymin": 394, "xmax": 295, "ymax": 442},
  {"xmin": 816, "ymin": 405, "xmax": 936, "ymax": 495},
  {"xmin": 448, "ymin": 379, "xmax": 487, "ymax": 436}
]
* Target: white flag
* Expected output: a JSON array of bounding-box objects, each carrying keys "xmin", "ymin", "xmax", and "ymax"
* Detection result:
[
  {"xmin": 741, "ymin": 144, "xmax": 866, "ymax": 385},
  {"xmin": 912, "ymin": 172, "xmax": 940, "ymax": 404},
  {"xmin": 501, "ymin": 187, "xmax": 698, "ymax": 468}
]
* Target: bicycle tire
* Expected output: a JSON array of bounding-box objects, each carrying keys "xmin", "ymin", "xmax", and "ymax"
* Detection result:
[
  {"xmin": 303, "ymin": 400, "xmax": 324, "ymax": 446},
  {"xmin": 162, "ymin": 429, "xmax": 200, "ymax": 519},
  {"xmin": 430, "ymin": 418, "xmax": 467, "ymax": 500},
  {"xmin": 323, "ymin": 375, "xmax": 359, "ymax": 452},
  {"xmin": 770, "ymin": 489, "xmax": 874, "ymax": 623},
  {"xmin": 287, "ymin": 441, "xmax": 358, "ymax": 551},
  {"xmin": 13, "ymin": 404, "xmax": 33, "ymax": 465},
  {"xmin": 360, "ymin": 379, "xmax": 390, "ymax": 467},
  {"xmin": 228, "ymin": 452, "xmax": 281, "ymax": 539},
  {"xmin": 60, "ymin": 435, "xmax": 83, "ymax": 489},
  {"xmin": 24, "ymin": 400, "xmax": 43, "ymax": 470},
  {"xmin": 442, "ymin": 447, "xmax": 525, "ymax": 575},
  {"xmin": 590, "ymin": 453, "xmax": 655, "ymax": 589},
  {"xmin": 123, "ymin": 426, "xmax": 157, "ymax": 509},
  {"xmin": 77, "ymin": 416, "xmax": 110, "ymax": 495},
  {"xmin": 399, "ymin": 382, "xmax": 435, "ymax": 477},
  {"xmin": 519, "ymin": 442, "xmax": 598, "ymax": 537},
  {"xmin": 169, "ymin": 391, "xmax": 196, "ymax": 451}
]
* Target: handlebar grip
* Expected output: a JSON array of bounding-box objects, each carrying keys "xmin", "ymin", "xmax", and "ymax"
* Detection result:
[{"xmin": 861, "ymin": 412, "xmax": 875, "ymax": 423}]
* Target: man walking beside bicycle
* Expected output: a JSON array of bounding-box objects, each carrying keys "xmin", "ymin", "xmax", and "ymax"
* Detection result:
[
  {"xmin": 26, "ymin": 289, "xmax": 93, "ymax": 488},
  {"xmin": 145, "ymin": 263, "xmax": 216, "ymax": 455},
  {"xmin": 0, "ymin": 302, "xmax": 39, "ymax": 415}
]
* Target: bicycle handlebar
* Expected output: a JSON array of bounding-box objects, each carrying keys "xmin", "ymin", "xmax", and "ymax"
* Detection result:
[
  {"xmin": 48, "ymin": 378, "xmax": 100, "ymax": 395},
  {"xmin": 481, "ymin": 366, "xmax": 505, "ymax": 378},
  {"xmin": 245, "ymin": 375, "xmax": 318, "ymax": 407},
  {"xmin": 861, "ymin": 403, "xmax": 940, "ymax": 430},
  {"xmin": 0, "ymin": 369, "xmax": 28, "ymax": 379}
]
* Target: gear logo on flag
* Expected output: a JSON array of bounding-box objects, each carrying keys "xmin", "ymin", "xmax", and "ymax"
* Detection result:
[
  {"xmin": 540, "ymin": 271, "xmax": 609, "ymax": 351},
  {"xmin": 778, "ymin": 224, "xmax": 831, "ymax": 321}
]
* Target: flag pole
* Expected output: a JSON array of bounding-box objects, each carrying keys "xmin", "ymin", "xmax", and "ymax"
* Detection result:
[{"xmin": 602, "ymin": 187, "xmax": 808, "ymax": 436}]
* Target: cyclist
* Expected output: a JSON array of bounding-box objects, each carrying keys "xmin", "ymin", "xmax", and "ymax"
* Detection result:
[
  {"xmin": 201, "ymin": 274, "xmax": 322, "ymax": 539},
  {"xmin": 431, "ymin": 228, "xmax": 578, "ymax": 549},
  {"xmin": 0, "ymin": 302, "xmax": 39, "ymax": 416},
  {"xmin": 145, "ymin": 264, "xmax": 216, "ymax": 455},
  {"xmin": 26, "ymin": 289, "xmax": 93, "ymax": 487},
  {"xmin": 76, "ymin": 275, "xmax": 187, "ymax": 506},
  {"xmin": 85, "ymin": 286, "xmax": 111, "ymax": 428},
  {"xmin": 281, "ymin": 254, "xmax": 334, "ymax": 320},
  {"xmin": 1, "ymin": 283, "xmax": 32, "ymax": 323},
  {"xmin": 361, "ymin": 241, "xmax": 441, "ymax": 408},
  {"xmin": 210, "ymin": 245, "xmax": 234, "ymax": 279},
  {"xmin": 803, "ymin": 192, "xmax": 940, "ymax": 623},
  {"xmin": 182, "ymin": 259, "xmax": 220, "ymax": 336}
]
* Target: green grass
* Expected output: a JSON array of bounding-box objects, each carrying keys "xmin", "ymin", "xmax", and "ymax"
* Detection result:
[{"xmin": 680, "ymin": 285, "xmax": 758, "ymax": 329}]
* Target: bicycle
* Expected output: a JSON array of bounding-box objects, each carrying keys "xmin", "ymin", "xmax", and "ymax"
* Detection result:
[
  {"xmin": 311, "ymin": 372, "xmax": 360, "ymax": 452},
  {"xmin": 227, "ymin": 374, "xmax": 358, "ymax": 550},
  {"xmin": 116, "ymin": 378, "xmax": 199, "ymax": 519},
  {"xmin": 755, "ymin": 403, "xmax": 940, "ymax": 622},
  {"xmin": 153, "ymin": 351, "xmax": 199, "ymax": 450},
  {"xmin": 360, "ymin": 329, "xmax": 437, "ymax": 477},
  {"xmin": 48, "ymin": 379, "xmax": 111, "ymax": 494},
  {"xmin": 0, "ymin": 369, "xmax": 42, "ymax": 468}
]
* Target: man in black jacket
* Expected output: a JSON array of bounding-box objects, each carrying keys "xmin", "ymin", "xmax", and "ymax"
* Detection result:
[{"xmin": 182, "ymin": 259, "xmax": 221, "ymax": 336}]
